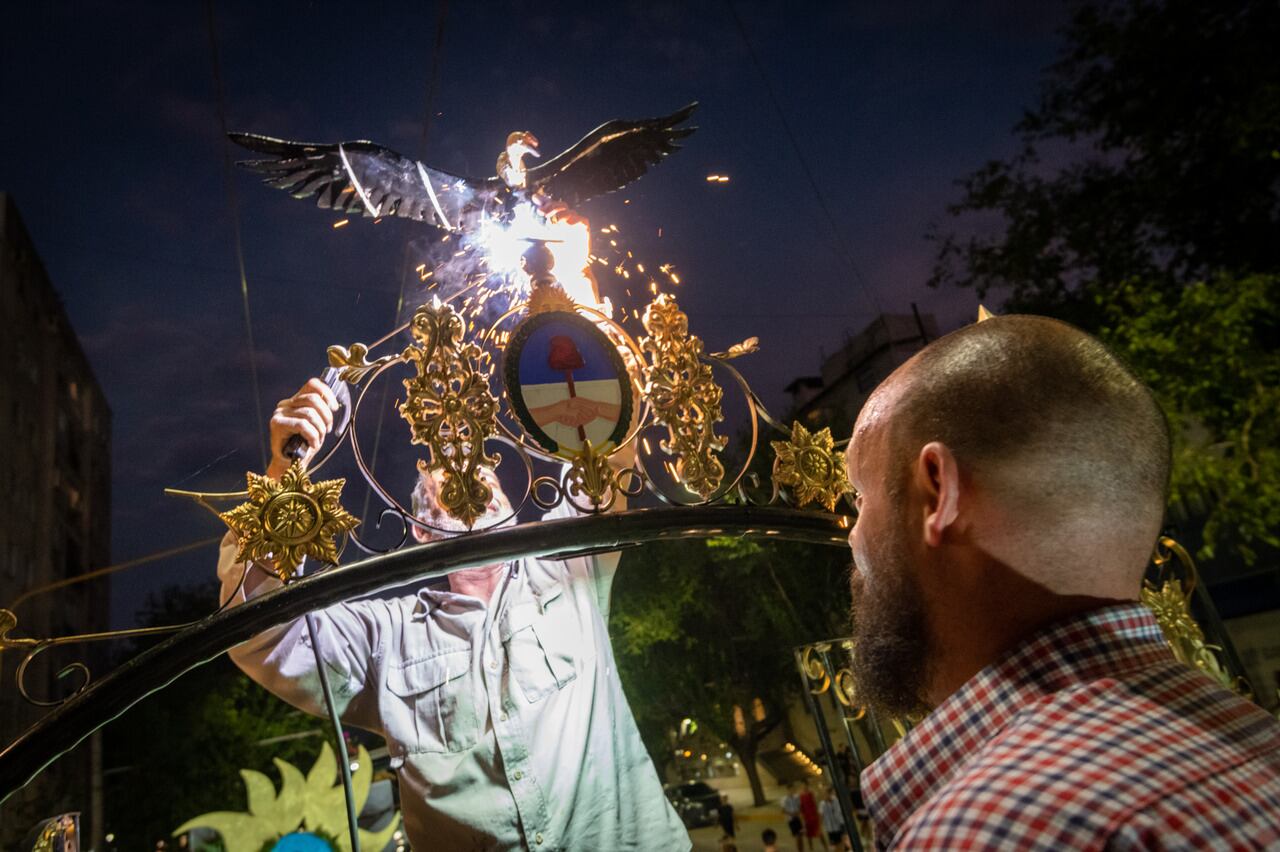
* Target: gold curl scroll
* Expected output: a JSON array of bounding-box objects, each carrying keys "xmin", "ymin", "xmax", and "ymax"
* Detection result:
[
  {"xmin": 710, "ymin": 336, "xmax": 759, "ymax": 361},
  {"xmin": 399, "ymin": 299, "xmax": 500, "ymax": 528},
  {"xmin": 640, "ymin": 294, "xmax": 728, "ymax": 499},
  {"xmin": 218, "ymin": 460, "xmax": 359, "ymax": 582},
  {"xmin": 1142, "ymin": 536, "xmax": 1252, "ymax": 698},
  {"xmin": 801, "ymin": 644, "xmax": 832, "ymax": 694},
  {"xmin": 327, "ymin": 341, "xmax": 403, "ymax": 385},
  {"xmin": 799, "ymin": 641, "xmax": 866, "ymax": 720},
  {"xmin": 772, "ymin": 421, "xmax": 854, "ymax": 511}
]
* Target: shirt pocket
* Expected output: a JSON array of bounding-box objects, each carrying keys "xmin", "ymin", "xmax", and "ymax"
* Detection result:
[
  {"xmin": 384, "ymin": 648, "xmax": 477, "ymax": 755},
  {"xmin": 502, "ymin": 586, "xmax": 580, "ymax": 704}
]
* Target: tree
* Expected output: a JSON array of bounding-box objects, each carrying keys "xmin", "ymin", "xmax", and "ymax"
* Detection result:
[
  {"xmin": 103, "ymin": 582, "xmax": 322, "ymax": 849},
  {"xmin": 930, "ymin": 0, "xmax": 1280, "ymax": 321},
  {"xmin": 609, "ymin": 536, "xmax": 851, "ymax": 805},
  {"xmin": 1097, "ymin": 274, "xmax": 1280, "ymax": 562},
  {"xmin": 929, "ymin": 0, "xmax": 1280, "ymax": 563}
]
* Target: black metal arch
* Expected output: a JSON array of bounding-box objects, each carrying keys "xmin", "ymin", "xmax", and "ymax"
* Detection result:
[{"xmin": 0, "ymin": 505, "xmax": 848, "ymax": 803}]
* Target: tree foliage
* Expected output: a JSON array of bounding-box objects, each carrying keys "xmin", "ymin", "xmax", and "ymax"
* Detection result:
[
  {"xmin": 930, "ymin": 0, "xmax": 1280, "ymax": 563},
  {"xmin": 103, "ymin": 582, "xmax": 321, "ymax": 850},
  {"xmin": 930, "ymin": 0, "xmax": 1280, "ymax": 320},
  {"xmin": 1098, "ymin": 275, "xmax": 1280, "ymax": 562},
  {"xmin": 609, "ymin": 536, "xmax": 851, "ymax": 804}
]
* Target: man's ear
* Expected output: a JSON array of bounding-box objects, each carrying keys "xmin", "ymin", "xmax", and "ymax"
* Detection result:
[{"xmin": 915, "ymin": 441, "xmax": 961, "ymax": 547}]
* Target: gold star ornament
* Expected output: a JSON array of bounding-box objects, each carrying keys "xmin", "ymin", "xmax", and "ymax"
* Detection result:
[
  {"xmin": 219, "ymin": 461, "xmax": 360, "ymax": 581},
  {"xmin": 771, "ymin": 421, "xmax": 853, "ymax": 511}
]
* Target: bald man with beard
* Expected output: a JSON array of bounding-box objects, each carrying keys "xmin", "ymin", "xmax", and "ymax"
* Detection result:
[{"xmin": 844, "ymin": 315, "xmax": 1280, "ymax": 850}]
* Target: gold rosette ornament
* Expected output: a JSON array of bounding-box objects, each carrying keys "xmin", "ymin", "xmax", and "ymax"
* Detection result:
[
  {"xmin": 771, "ymin": 421, "xmax": 853, "ymax": 511},
  {"xmin": 219, "ymin": 461, "xmax": 360, "ymax": 581}
]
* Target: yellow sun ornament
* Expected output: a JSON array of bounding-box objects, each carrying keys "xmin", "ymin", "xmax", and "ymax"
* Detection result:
[
  {"xmin": 174, "ymin": 743, "xmax": 400, "ymax": 852},
  {"xmin": 771, "ymin": 421, "xmax": 853, "ymax": 511},
  {"xmin": 219, "ymin": 461, "xmax": 360, "ymax": 581}
]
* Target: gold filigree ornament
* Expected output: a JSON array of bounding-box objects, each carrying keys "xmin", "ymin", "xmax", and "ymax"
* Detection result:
[
  {"xmin": 219, "ymin": 461, "xmax": 359, "ymax": 582},
  {"xmin": 398, "ymin": 299, "xmax": 500, "ymax": 527},
  {"xmin": 771, "ymin": 421, "xmax": 853, "ymax": 511},
  {"xmin": 327, "ymin": 341, "xmax": 402, "ymax": 385},
  {"xmin": 562, "ymin": 439, "xmax": 623, "ymax": 511},
  {"xmin": 710, "ymin": 336, "xmax": 760, "ymax": 361},
  {"xmin": 640, "ymin": 294, "xmax": 728, "ymax": 499},
  {"xmin": 1141, "ymin": 536, "xmax": 1252, "ymax": 697}
]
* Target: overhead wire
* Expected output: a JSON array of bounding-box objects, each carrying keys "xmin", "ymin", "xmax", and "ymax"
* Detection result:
[
  {"xmin": 359, "ymin": 0, "xmax": 451, "ymax": 530},
  {"xmin": 724, "ymin": 1, "xmax": 885, "ymax": 319},
  {"xmin": 205, "ymin": 0, "xmax": 269, "ymax": 473},
  {"xmin": 203, "ymin": 5, "xmax": 359, "ymax": 848}
]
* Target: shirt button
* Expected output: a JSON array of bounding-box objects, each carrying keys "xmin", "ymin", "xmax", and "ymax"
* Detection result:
[
  {"xmin": 500, "ymin": 712, "xmax": 508, "ymax": 722},
  {"xmin": 514, "ymin": 770, "xmax": 523, "ymax": 780},
  {"xmin": 535, "ymin": 833, "xmax": 544, "ymax": 845},
  {"xmin": 489, "ymin": 659, "xmax": 498, "ymax": 671}
]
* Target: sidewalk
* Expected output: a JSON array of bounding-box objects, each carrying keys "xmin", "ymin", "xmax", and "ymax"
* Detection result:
[
  {"xmin": 687, "ymin": 799, "xmax": 869, "ymax": 852},
  {"xmin": 688, "ymin": 800, "xmax": 790, "ymax": 852}
]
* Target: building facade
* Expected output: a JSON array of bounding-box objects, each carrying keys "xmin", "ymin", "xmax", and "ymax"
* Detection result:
[
  {"xmin": 0, "ymin": 193, "xmax": 111, "ymax": 849},
  {"xmin": 784, "ymin": 311, "xmax": 939, "ymax": 431}
]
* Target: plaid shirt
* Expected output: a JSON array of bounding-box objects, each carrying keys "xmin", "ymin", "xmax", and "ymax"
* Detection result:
[{"xmin": 862, "ymin": 603, "xmax": 1280, "ymax": 850}]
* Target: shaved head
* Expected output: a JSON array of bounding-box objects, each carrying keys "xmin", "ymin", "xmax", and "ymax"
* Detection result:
[
  {"xmin": 864, "ymin": 314, "xmax": 1171, "ymax": 589},
  {"xmin": 846, "ymin": 315, "xmax": 1171, "ymax": 714}
]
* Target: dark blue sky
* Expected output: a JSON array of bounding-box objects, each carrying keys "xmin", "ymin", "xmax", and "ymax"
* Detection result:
[{"xmin": 0, "ymin": 1, "xmax": 1067, "ymax": 625}]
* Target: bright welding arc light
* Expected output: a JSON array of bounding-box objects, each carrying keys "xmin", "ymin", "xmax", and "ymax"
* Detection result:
[{"xmin": 470, "ymin": 201, "xmax": 605, "ymax": 313}]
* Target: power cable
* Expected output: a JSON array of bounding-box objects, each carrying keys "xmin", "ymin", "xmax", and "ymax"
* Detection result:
[
  {"xmin": 724, "ymin": 1, "xmax": 884, "ymax": 318},
  {"xmin": 359, "ymin": 0, "xmax": 451, "ymax": 529},
  {"xmin": 10, "ymin": 537, "xmax": 224, "ymax": 611},
  {"xmin": 205, "ymin": 0, "xmax": 270, "ymax": 473},
  {"xmin": 203, "ymin": 5, "xmax": 358, "ymax": 847}
]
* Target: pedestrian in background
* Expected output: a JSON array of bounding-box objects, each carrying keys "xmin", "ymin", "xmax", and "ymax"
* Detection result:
[
  {"xmin": 717, "ymin": 793, "xmax": 737, "ymax": 840},
  {"xmin": 819, "ymin": 786, "xmax": 849, "ymax": 851},
  {"xmin": 799, "ymin": 779, "xmax": 823, "ymax": 850},
  {"xmin": 781, "ymin": 782, "xmax": 806, "ymax": 851}
]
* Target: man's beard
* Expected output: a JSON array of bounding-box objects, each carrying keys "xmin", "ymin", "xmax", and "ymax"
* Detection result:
[{"xmin": 849, "ymin": 534, "xmax": 932, "ymax": 718}]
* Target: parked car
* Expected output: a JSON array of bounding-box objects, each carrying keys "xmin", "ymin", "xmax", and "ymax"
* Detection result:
[{"xmin": 665, "ymin": 781, "xmax": 721, "ymax": 828}]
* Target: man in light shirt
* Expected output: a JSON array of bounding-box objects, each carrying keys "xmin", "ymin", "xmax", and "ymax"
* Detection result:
[{"xmin": 217, "ymin": 377, "xmax": 689, "ymax": 851}]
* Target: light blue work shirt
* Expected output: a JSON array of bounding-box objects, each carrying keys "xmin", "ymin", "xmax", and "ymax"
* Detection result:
[{"xmin": 217, "ymin": 505, "xmax": 689, "ymax": 852}]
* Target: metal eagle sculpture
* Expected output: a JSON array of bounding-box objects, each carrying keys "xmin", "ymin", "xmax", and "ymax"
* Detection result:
[{"xmin": 229, "ymin": 102, "xmax": 697, "ymax": 232}]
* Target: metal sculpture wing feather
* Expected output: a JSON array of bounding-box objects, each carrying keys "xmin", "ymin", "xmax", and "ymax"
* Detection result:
[
  {"xmin": 524, "ymin": 102, "xmax": 698, "ymax": 207},
  {"xmin": 229, "ymin": 133, "xmax": 499, "ymax": 231},
  {"xmin": 230, "ymin": 102, "xmax": 697, "ymax": 228}
]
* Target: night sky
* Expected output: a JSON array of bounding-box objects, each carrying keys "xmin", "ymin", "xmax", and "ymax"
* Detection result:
[{"xmin": 1, "ymin": 1, "xmax": 1067, "ymax": 626}]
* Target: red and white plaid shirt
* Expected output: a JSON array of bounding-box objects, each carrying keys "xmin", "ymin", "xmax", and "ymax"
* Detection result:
[{"xmin": 862, "ymin": 603, "xmax": 1280, "ymax": 850}]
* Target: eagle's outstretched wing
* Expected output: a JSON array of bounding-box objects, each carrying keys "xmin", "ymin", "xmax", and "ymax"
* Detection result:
[
  {"xmin": 525, "ymin": 102, "xmax": 698, "ymax": 207},
  {"xmin": 229, "ymin": 133, "xmax": 502, "ymax": 231}
]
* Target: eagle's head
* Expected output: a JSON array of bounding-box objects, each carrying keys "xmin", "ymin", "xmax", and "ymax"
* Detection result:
[{"xmin": 497, "ymin": 131, "xmax": 540, "ymax": 188}]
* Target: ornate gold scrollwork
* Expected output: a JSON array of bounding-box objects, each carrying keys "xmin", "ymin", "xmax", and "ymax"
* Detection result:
[
  {"xmin": 800, "ymin": 640, "xmax": 866, "ymax": 720},
  {"xmin": 640, "ymin": 294, "xmax": 727, "ymax": 499},
  {"xmin": 833, "ymin": 669, "xmax": 865, "ymax": 720},
  {"xmin": 0, "ymin": 608, "xmax": 34, "ymax": 661},
  {"xmin": 1142, "ymin": 536, "xmax": 1252, "ymax": 698},
  {"xmin": 327, "ymin": 341, "xmax": 402, "ymax": 385},
  {"xmin": 563, "ymin": 439, "xmax": 622, "ymax": 512},
  {"xmin": 801, "ymin": 643, "xmax": 832, "ymax": 694},
  {"xmin": 710, "ymin": 336, "xmax": 760, "ymax": 361},
  {"xmin": 219, "ymin": 461, "xmax": 360, "ymax": 581},
  {"xmin": 398, "ymin": 299, "xmax": 501, "ymax": 527},
  {"xmin": 771, "ymin": 421, "xmax": 854, "ymax": 511}
]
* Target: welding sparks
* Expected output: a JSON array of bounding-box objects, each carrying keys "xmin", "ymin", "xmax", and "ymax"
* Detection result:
[
  {"xmin": 705, "ymin": 174, "xmax": 730, "ymax": 183},
  {"xmin": 467, "ymin": 200, "xmax": 605, "ymax": 312}
]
